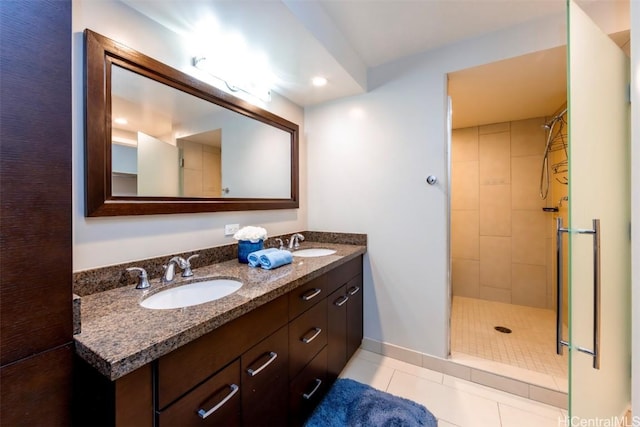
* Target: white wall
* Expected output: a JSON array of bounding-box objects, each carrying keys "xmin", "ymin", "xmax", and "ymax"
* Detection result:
[
  {"xmin": 631, "ymin": 0, "xmax": 639, "ymax": 418},
  {"xmin": 72, "ymin": 0, "xmax": 306, "ymax": 270},
  {"xmin": 221, "ymin": 117, "xmax": 291, "ymax": 199},
  {"xmin": 306, "ymin": 11, "xmax": 628, "ymax": 358}
]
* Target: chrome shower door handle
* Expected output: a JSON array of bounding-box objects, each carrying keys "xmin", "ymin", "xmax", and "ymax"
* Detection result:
[
  {"xmin": 556, "ymin": 217, "xmax": 570, "ymax": 355},
  {"xmin": 555, "ymin": 217, "xmax": 601, "ymax": 370},
  {"xmin": 575, "ymin": 219, "xmax": 601, "ymax": 370}
]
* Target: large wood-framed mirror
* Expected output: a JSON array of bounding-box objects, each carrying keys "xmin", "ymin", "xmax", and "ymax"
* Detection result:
[{"xmin": 84, "ymin": 29, "xmax": 299, "ymax": 216}]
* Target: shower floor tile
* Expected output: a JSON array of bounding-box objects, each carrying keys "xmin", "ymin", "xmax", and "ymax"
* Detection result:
[{"xmin": 451, "ymin": 296, "xmax": 568, "ymax": 384}]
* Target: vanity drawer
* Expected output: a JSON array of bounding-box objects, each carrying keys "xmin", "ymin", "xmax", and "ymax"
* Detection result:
[
  {"xmin": 289, "ymin": 275, "xmax": 327, "ymax": 320},
  {"xmin": 158, "ymin": 360, "xmax": 240, "ymax": 427},
  {"xmin": 157, "ymin": 294, "xmax": 287, "ymax": 409},
  {"xmin": 327, "ymin": 256, "xmax": 362, "ymax": 294},
  {"xmin": 289, "ymin": 346, "xmax": 328, "ymax": 427},
  {"xmin": 241, "ymin": 325, "xmax": 289, "ymax": 426},
  {"xmin": 289, "ymin": 300, "xmax": 327, "ymax": 379}
]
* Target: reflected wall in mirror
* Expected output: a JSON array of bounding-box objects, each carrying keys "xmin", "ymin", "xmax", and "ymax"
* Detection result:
[{"xmin": 85, "ymin": 29, "xmax": 298, "ymax": 216}]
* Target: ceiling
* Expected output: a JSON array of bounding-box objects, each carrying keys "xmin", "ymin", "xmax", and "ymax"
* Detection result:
[{"xmin": 120, "ymin": 0, "xmax": 630, "ymax": 126}]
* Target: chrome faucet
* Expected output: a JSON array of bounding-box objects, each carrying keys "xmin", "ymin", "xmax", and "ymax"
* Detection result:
[
  {"xmin": 163, "ymin": 254, "xmax": 200, "ymax": 283},
  {"xmin": 126, "ymin": 267, "xmax": 150, "ymax": 289},
  {"xmin": 288, "ymin": 233, "xmax": 305, "ymax": 250},
  {"xmin": 275, "ymin": 238, "xmax": 285, "ymax": 250}
]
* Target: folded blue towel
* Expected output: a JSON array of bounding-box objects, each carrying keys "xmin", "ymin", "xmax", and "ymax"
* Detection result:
[
  {"xmin": 259, "ymin": 250, "xmax": 293, "ymax": 270},
  {"xmin": 247, "ymin": 248, "xmax": 278, "ymax": 267}
]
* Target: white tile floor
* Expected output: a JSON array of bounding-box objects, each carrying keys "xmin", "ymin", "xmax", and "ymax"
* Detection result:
[{"xmin": 340, "ymin": 349, "xmax": 567, "ymax": 427}]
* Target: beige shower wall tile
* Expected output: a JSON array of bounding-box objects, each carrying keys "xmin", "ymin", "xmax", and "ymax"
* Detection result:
[
  {"xmin": 480, "ymin": 184, "xmax": 511, "ymax": 236},
  {"xmin": 511, "ymin": 117, "xmax": 546, "ymax": 157},
  {"xmin": 479, "ymin": 132, "xmax": 510, "ymax": 185},
  {"xmin": 512, "ymin": 155, "xmax": 545, "ymax": 210},
  {"xmin": 546, "ymin": 237, "xmax": 555, "ymax": 309},
  {"xmin": 452, "ymin": 258, "xmax": 480, "ymax": 298},
  {"xmin": 479, "ymin": 286, "xmax": 511, "ymax": 303},
  {"xmin": 452, "ymin": 161, "xmax": 478, "ymax": 210},
  {"xmin": 451, "ymin": 210, "xmax": 479, "ymax": 260},
  {"xmin": 452, "ymin": 127, "xmax": 478, "ymax": 162},
  {"xmin": 479, "ymin": 122, "xmax": 509, "ymax": 134},
  {"xmin": 512, "ymin": 210, "xmax": 548, "ymax": 265},
  {"xmin": 182, "ymin": 168, "xmax": 203, "ymax": 197},
  {"xmin": 480, "ymin": 236, "xmax": 511, "ymax": 289},
  {"xmin": 512, "ymin": 264, "xmax": 548, "ymax": 308}
]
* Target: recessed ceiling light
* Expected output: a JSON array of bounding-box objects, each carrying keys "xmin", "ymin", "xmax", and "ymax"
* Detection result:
[
  {"xmin": 114, "ymin": 117, "xmax": 128, "ymax": 125},
  {"xmin": 312, "ymin": 76, "xmax": 327, "ymax": 87}
]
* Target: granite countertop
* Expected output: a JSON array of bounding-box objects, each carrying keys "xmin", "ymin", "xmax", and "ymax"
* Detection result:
[{"xmin": 74, "ymin": 242, "xmax": 366, "ymax": 381}]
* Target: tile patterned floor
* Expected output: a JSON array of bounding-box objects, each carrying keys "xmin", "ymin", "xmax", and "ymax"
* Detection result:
[
  {"xmin": 340, "ymin": 349, "xmax": 567, "ymax": 427},
  {"xmin": 451, "ymin": 296, "xmax": 568, "ymax": 382}
]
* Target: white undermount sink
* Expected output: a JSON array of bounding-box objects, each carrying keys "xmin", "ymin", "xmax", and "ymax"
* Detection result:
[
  {"xmin": 140, "ymin": 279, "xmax": 242, "ymax": 310},
  {"xmin": 291, "ymin": 248, "xmax": 337, "ymax": 257}
]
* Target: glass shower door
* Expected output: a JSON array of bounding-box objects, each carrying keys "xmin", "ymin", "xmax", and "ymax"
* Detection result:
[{"xmin": 566, "ymin": 0, "xmax": 630, "ymax": 421}]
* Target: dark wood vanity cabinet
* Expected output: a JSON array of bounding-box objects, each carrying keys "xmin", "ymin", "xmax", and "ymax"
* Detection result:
[
  {"xmin": 288, "ymin": 255, "xmax": 363, "ymax": 426},
  {"xmin": 159, "ymin": 360, "xmax": 241, "ymax": 426},
  {"xmin": 73, "ymin": 255, "xmax": 363, "ymax": 427},
  {"xmin": 289, "ymin": 347, "xmax": 328, "ymax": 427},
  {"xmin": 345, "ymin": 276, "xmax": 364, "ymax": 360},
  {"xmin": 327, "ymin": 285, "xmax": 349, "ymax": 382},
  {"xmin": 241, "ymin": 326, "xmax": 289, "ymax": 426},
  {"xmin": 327, "ymin": 267, "xmax": 364, "ymax": 382}
]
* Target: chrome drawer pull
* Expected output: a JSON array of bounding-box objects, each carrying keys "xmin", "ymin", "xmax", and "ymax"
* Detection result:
[
  {"xmin": 334, "ymin": 295, "xmax": 349, "ymax": 307},
  {"xmin": 303, "ymin": 379, "xmax": 322, "ymax": 400},
  {"xmin": 246, "ymin": 352, "xmax": 278, "ymax": 377},
  {"xmin": 301, "ymin": 288, "xmax": 321, "ymax": 301},
  {"xmin": 348, "ymin": 286, "xmax": 360, "ymax": 296},
  {"xmin": 197, "ymin": 383, "xmax": 239, "ymax": 419},
  {"xmin": 301, "ymin": 327, "xmax": 322, "ymax": 344}
]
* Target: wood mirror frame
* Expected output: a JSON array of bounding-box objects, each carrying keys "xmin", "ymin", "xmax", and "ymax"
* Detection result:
[{"xmin": 84, "ymin": 29, "xmax": 299, "ymax": 216}]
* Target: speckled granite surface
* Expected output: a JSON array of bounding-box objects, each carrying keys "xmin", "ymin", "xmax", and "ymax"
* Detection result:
[
  {"xmin": 73, "ymin": 294, "xmax": 81, "ymax": 335},
  {"xmin": 74, "ymin": 240, "xmax": 366, "ymax": 381},
  {"xmin": 73, "ymin": 244, "xmax": 236, "ymax": 296},
  {"xmin": 73, "ymin": 231, "xmax": 365, "ymax": 297}
]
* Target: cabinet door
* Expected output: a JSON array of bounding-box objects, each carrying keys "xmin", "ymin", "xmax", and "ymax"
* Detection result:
[
  {"xmin": 289, "ymin": 347, "xmax": 328, "ymax": 427},
  {"xmin": 289, "ymin": 301, "xmax": 327, "ymax": 378},
  {"xmin": 346, "ymin": 275, "xmax": 363, "ymax": 360},
  {"xmin": 327, "ymin": 285, "xmax": 348, "ymax": 383},
  {"xmin": 241, "ymin": 326, "xmax": 288, "ymax": 426},
  {"xmin": 158, "ymin": 360, "xmax": 241, "ymax": 427}
]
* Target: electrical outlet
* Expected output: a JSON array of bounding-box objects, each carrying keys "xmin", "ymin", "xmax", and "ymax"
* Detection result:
[{"xmin": 224, "ymin": 224, "xmax": 240, "ymax": 236}]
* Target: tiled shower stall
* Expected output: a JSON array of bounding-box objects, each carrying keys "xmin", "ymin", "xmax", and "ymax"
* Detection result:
[
  {"xmin": 450, "ymin": 117, "xmax": 569, "ymax": 386},
  {"xmin": 451, "ymin": 117, "xmax": 555, "ymax": 309}
]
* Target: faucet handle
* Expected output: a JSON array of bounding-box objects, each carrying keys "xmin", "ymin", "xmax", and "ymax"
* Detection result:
[
  {"xmin": 182, "ymin": 254, "xmax": 200, "ymax": 277},
  {"xmin": 274, "ymin": 238, "xmax": 285, "ymax": 250},
  {"xmin": 290, "ymin": 233, "xmax": 305, "ymax": 249},
  {"xmin": 126, "ymin": 267, "xmax": 150, "ymax": 289}
]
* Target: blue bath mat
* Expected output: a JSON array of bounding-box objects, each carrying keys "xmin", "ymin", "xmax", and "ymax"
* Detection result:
[{"xmin": 305, "ymin": 378, "xmax": 438, "ymax": 427}]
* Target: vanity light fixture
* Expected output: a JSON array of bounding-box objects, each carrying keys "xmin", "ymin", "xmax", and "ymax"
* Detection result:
[
  {"xmin": 193, "ymin": 56, "xmax": 272, "ymax": 103},
  {"xmin": 114, "ymin": 117, "xmax": 128, "ymax": 125},
  {"xmin": 311, "ymin": 76, "xmax": 328, "ymax": 87}
]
